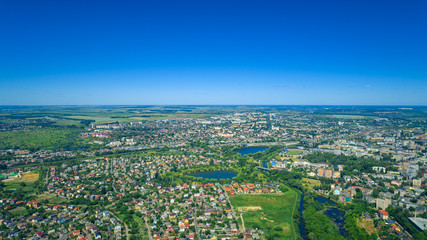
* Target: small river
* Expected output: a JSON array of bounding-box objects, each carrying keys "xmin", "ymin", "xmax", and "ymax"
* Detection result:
[
  {"xmin": 262, "ymin": 160, "xmax": 268, "ymax": 169},
  {"xmin": 298, "ymin": 192, "xmax": 308, "ymax": 240},
  {"xmin": 233, "ymin": 146, "xmax": 347, "ymax": 238}
]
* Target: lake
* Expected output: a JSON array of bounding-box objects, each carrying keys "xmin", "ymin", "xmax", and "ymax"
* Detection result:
[
  {"xmin": 235, "ymin": 147, "xmax": 268, "ymax": 157},
  {"xmin": 188, "ymin": 170, "xmax": 237, "ymax": 180}
]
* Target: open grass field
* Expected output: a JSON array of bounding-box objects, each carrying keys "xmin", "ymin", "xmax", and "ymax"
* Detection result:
[
  {"xmin": 301, "ymin": 178, "xmax": 321, "ymax": 190},
  {"xmin": 9, "ymin": 207, "xmax": 27, "ymax": 215},
  {"xmin": 49, "ymin": 112, "xmax": 216, "ymax": 124},
  {"xmin": 37, "ymin": 193, "xmax": 68, "ymax": 204},
  {"xmin": 357, "ymin": 218, "xmax": 376, "ymax": 235},
  {"xmin": 3, "ymin": 172, "xmax": 39, "ymax": 192},
  {"xmin": 287, "ymin": 151, "xmax": 301, "ymax": 155},
  {"xmin": 6, "ymin": 172, "xmax": 39, "ymax": 183},
  {"xmin": 230, "ymin": 190, "xmax": 300, "ymax": 239},
  {"xmin": 0, "ymin": 106, "xmax": 227, "ymax": 126},
  {"xmin": 323, "ymin": 114, "xmax": 376, "ymax": 119}
]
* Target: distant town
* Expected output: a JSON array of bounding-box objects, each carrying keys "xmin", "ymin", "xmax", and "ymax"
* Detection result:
[{"xmin": 0, "ymin": 106, "xmax": 426, "ymax": 240}]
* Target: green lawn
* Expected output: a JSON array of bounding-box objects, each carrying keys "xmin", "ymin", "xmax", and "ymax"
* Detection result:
[
  {"xmin": 230, "ymin": 191, "xmax": 300, "ymax": 240},
  {"xmin": 287, "ymin": 151, "xmax": 301, "ymax": 155},
  {"xmin": 9, "ymin": 207, "xmax": 27, "ymax": 215},
  {"xmin": 36, "ymin": 193, "xmax": 68, "ymax": 204}
]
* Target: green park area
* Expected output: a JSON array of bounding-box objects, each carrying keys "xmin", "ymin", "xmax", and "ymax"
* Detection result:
[
  {"xmin": 287, "ymin": 151, "xmax": 301, "ymax": 155},
  {"xmin": 230, "ymin": 190, "xmax": 300, "ymax": 240}
]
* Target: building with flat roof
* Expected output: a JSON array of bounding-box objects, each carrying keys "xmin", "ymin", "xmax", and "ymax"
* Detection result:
[{"xmin": 409, "ymin": 217, "xmax": 427, "ymax": 231}]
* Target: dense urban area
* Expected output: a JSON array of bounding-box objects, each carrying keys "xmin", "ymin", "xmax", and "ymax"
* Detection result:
[{"xmin": 0, "ymin": 106, "xmax": 426, "ymax": 240}]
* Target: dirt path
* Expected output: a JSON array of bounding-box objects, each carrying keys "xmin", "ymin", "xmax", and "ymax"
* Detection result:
[
  {"xmin": 45, "ymin": 168, "xmax": 49, "ymax": 186},
  {"xmin": 240, "ymin": 213, "xmax": 246, "ymax": 233},
  {"xmin": 105, "ymin": 202, "xmax": 116, "ymax": 209},
  {"xmin": 238, "ymin": 206, "xmax": 262, "ymax": 211},
  {"xmin": 290, "ymin": 190, "xmax": 298, "ymax": 240}
]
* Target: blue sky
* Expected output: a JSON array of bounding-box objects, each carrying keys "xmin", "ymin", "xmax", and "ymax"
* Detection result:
[{"xmin": 0, "ymin": 0, "xmax": 426, "ymax": 105}]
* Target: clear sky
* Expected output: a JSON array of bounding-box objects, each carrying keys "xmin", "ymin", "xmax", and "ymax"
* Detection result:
[{"xmin": 0, "ymin": 0, "xmax": 426, "ymax": 105}]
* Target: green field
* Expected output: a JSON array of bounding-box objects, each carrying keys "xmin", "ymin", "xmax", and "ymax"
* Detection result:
[
  {"xmin": 3, "ymin": 181, "xmax": 35, "ymax": 192},
  {"xmin": 9, "ymin": 206, "xmax": 27, "ymax": 215},
  {"xmin": 0, "ymin": 128, "xmax": 80, "ymax": 150},
  {"xmin": 302, "ymin": 178, "xmax": 321, "ymax": 190},
  {"xmin": 287, "ymin": 151, "xmax": 301, "ymax": 155},
  {"xmin": 36, "ymin": 193, "xmax": 68, "ymax": 204},
  {"xmin": 324, "ymin": 114, "xmax": 374, "ymax": 119},
  {"xmin": 0, "ymin": 106, "xmax": 221, "ymax": 126},
  {"xmin": 68, "ymin": 113, "xmax": 215, "ymax": 123},
  {"xmin": 230, "ymin": 191, "xmax": 300, "ymax": 239}
]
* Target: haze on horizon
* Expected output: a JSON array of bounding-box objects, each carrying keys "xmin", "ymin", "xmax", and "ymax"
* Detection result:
[{"xmin": 1, "ymin": 0, "xmax": 426, "ymax": 106}]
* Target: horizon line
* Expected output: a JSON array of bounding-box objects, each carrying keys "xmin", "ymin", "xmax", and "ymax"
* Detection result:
[{"xmin": 0, "ymin": 104, "xmax": 426, "ymax": 107}]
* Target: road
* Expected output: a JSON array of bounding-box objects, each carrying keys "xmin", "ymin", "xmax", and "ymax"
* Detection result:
[
  {"xmin": 110, "ymin": 212, "xmax": 130, "ymax": 240},
  {"xmin": 45, "ymin": 167, "xmax": 50, "ymax": 186},
  {"xmin": 222, "ymin": 186, "xmax": 239, "ymax": 222},
  {"xmin": 109, "ymin": 159, "xmax": 118, "ymax": 193},
  {"xmin": 144, "ymin": 217, "xmax": 153, "ymax": 240},
  {"xmin": 105, "ymin": 202, "xmax": 116, "ymax": 209},
  {"xmin": 222, "ymin": 186, "xmax": 243, "ymax": 236},
  {"xmin": 193, "ymin": 202, "xmax": 201, "ymax": 240},
  {"xmin": 209, "ymin": 141, "xmax": 285, "ymax": 148}
]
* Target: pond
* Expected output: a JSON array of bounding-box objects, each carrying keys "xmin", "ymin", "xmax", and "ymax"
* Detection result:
[
  {"xmin": 188, "ymin": 170, "xmax": 237, "ymax": 180},
  {"xmin": 316, "ymin": 196, "xmax": 337, "ymax": 205},
  {"xmin": 69, "ymin": 147, "xmax": 85, "ymax": 150},
  {"xmin": 323, "ymin": 207, "xmax": 348, "ymax": 238},
  {"xmin": 235, "ymin": 147, "xmax": 268, "ymax": 157}
]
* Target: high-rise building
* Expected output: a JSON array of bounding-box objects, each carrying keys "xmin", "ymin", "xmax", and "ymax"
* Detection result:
[{"xmin": 376, "ymin": 198, "xmax": 391, "ymax": 210}]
